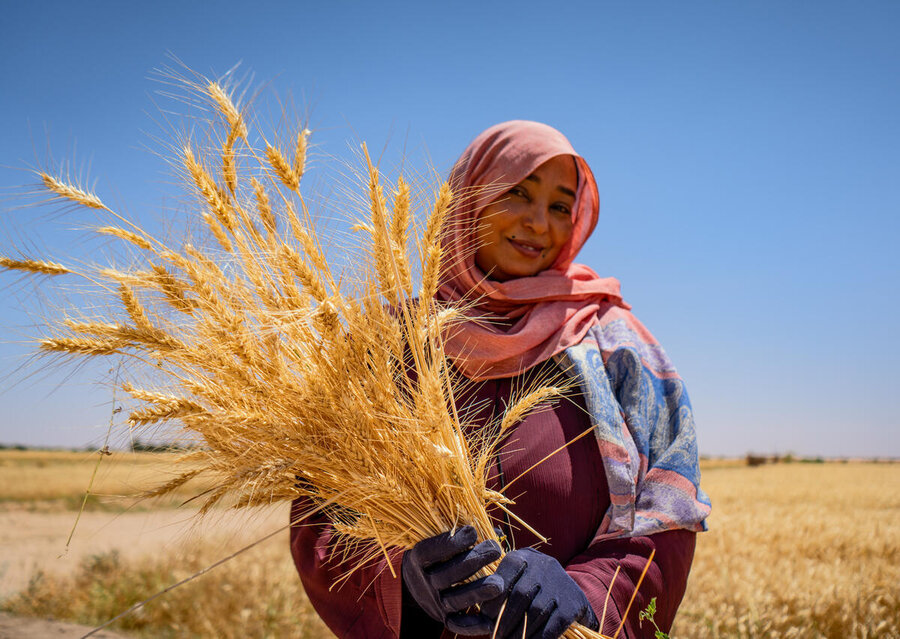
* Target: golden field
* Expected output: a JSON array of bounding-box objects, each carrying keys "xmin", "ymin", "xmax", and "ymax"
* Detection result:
[
  {"xmin": 0, "ymin": 449, "xmax": 215, "ymax": 510},
  {"xmin": 676, "ymin": 461, "xmax": 899, "ymax": 637},
  {"xmin": 0, "ymin": 451, "xmax": 897, "ymax": 638}
]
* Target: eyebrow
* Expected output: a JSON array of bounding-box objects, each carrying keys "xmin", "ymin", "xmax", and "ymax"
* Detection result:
[{"xmin": 523, "ymin": 174, "xmax": 577, "ymax": 199}]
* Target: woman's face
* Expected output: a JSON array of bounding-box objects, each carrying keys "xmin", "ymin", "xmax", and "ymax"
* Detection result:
[{"xmin": 474, "ymin": 155, "xmax": 577, "ymax": 281}]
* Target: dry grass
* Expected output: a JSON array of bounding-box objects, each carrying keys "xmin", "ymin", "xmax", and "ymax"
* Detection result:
[
  {"xmin": 2, "ymin": 75, "xmax": 502, "ymax": 542},
  {"xmin": 1, "ymin": 72, "xmax": 605, "ymax": 638},
  {"xmin": 2, "ymin": 531, "xmax": 333, "ymax": 639},
  {"xmin": 2, "ymin": 459, "xmax": 894, "ymax": 637},
  {"xmin": 0, "ymin": 450, "xmax": 213, "ymax": 510},
  {"xmin": 2, "ymin": 69, "xmax": 894, "ymax": 639},
  {"xmin": 672, "ymin": 462, "xmax": 900, "ymax": 638}
]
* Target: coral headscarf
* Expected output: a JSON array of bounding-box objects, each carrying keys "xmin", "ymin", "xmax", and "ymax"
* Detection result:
[
  {"xmin": 439, "ymin": 121, "xmax": 711, "ymax": 537},
  {"xmin": 439, "ymin": 120, "xmax": 629, "ymax": 380}
]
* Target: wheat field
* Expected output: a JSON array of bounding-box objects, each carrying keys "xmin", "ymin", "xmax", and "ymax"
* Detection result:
[
  {"xmin": 1, "ymin": 451, "xmax": 897, "ymax": 638},
  {"xmin": 674, "ymin": 461, "xmax": 899, "ymax": 638},
  {"xmin": 0, "ymin": 450, "xmax": 214, "ymax": 509}
]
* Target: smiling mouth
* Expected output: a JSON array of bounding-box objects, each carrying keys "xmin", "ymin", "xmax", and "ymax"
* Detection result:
[{"xmin": 507, "ymin": 237, "xmax": 546, "ymax": 257}]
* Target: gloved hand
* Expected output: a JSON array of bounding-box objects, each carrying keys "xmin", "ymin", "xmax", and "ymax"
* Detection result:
[
  {"xmin": 481, "ymin": 547, "xmax": 599, "ymax": 639},
  {"xmin": 402, "ymin": 525, "xmax": 504, "ymax": 635}
]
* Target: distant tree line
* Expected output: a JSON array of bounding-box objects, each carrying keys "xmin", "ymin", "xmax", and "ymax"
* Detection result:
[
  {"xmin": 746, "ymin": 453, "xmax": 823, "ymax": 466},
  {"xmin": 0, "ymin": 440, "xmax": 198, "ymax": 453},
  {"xmin": 130, "ymin": 439, "xmax": 197, "ymax": 453}
]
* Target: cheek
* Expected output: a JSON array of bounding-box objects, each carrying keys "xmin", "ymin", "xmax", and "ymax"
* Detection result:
[
  {"xmin": 552, "ymin": 218, "xmax": 575, "ymax": 249},
  {"xmin": 475, "ymin": 205, "xmax": 515, "ymax": 244},
  {"xmin": 473, "ymin": 209, "xmax": 504, "ymax": 269},
  {"xmin": 474, "ymin": 214, "xmax": 498, "ymax": 249}
]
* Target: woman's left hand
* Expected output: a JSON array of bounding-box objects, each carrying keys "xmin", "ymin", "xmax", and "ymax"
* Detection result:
[{"xmin": 481, "ymin": 548, "xmax": 599, "ymax": 639}]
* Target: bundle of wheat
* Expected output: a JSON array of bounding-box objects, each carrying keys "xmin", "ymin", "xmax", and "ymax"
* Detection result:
[{"xmin": 1, "ymin": 75, "xmax": 634, "ymax": 638}]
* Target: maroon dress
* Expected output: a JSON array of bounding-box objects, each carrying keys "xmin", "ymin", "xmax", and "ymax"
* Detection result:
[{"xmin": 290, "ymin": 360, "xmax": 696, "ymax": 638}]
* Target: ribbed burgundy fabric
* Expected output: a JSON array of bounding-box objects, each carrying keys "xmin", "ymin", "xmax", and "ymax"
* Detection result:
[{"xmin": 290, "ymin": 359, "xmax": 696, "ymax": 638}]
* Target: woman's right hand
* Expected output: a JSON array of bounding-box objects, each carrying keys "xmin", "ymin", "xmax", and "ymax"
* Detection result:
[
  {"xmin": 402, "ymin": 525, "xmax": 504, "ymax": 635},
  {"xmin": 480, "ymin": 547, "xmax": 599, "ymax": 639}
]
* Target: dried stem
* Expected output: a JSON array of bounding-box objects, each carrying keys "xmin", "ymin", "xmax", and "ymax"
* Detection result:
[
  {"xmin": 16, "ymin": 75, "xmax": 605, "ymax": 639},
  {"xmin": 0, "ymin": 257, "xmax": 70, "ymax": 276}
]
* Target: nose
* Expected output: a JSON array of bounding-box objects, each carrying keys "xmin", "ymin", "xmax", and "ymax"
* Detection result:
[{"xmin": 521, "ymin": 202, "xmax": 549, "ymax": 234}]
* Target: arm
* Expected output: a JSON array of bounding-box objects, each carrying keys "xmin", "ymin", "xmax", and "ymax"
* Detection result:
[
  {"xmin": 592, "ymin": 307, "xmax": 711, "ymax": 538},
  {"xmin": 477, "ymin": 309, "xmax": 705, "ymax": 638},
  {"xmin": 480, "ymin": 529, "xmax": 694, "ymax": 639},
  {"xmin": 289, "ymin": 497, "xmax": 404, "ymax": 639},
  {"xmin": 567, "ymin": 529, "xmax": 696, "ymax": 638},
  {"xmin": 568, "ymin": 307, "xmax": 704, "ymax": 636},
  {"xmin": 290, "ymin": 499, "xmax": 502, "ymax": 639}
]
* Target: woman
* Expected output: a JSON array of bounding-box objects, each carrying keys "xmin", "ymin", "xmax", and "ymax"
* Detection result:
[{"xmin": 290, "ymin": 120, "xmax": 711, "ymax": 638}]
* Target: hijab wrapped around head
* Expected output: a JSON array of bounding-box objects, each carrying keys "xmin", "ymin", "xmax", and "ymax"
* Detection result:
[
  {"xmin": 439, "ymin": 121, "xmax": 711, "ymax": 538},
  {"xmin": 438, "ymin": 120, "xmax": 629, "ymax": 381}
]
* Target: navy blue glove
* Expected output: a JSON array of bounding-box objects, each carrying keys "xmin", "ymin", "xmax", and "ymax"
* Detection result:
[
  {"xmin": 481, "ymin": 547, "xmax": 599, "ymax": 639},
  {"xmin": 401, "ymin": 525, "xmax": 504, "ymax": 635}
]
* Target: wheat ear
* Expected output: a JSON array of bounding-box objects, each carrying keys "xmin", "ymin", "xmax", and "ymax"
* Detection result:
[
  {"xmin": 390, "ymin": 176, "xmax": 413, "ymax": 296},
  {"xmin": 141, "ymin": 469, "xmax": 205, "ymax": 499},
  {"xmin": 39, "ymin": 173, "xmax": 107, "ymax": 210},
  {"xmin": 96, "ymin": 227, "xmax": 154, "ymax": 251},
  {"xmin": 294, "ymin": 128, "xmax": 310, "ymax": 181},
  {"xmin": 222, "ymin": 132, "xmax": 238, "ymax": 195},
  {"xmin": 499, "ymin": 386, "xmax": 562, "ymax": 432},
  {"xmin": 206, "ymin": 81, "xmax": 247, "ymax": 139},
  {"xmin": 266, "ymin": 143, "xmax": 299, "ymax": 191},
  {"xmin": 362, "ymin": 144, "xmax": 398, "ymax": 303},
  {"xmin": 419, "ymin": 183, "xmax": 452, "ymax": 304},
  {"xmin": 39, "ymin": 337, "xmax": 128, "ymax": 356},
  {"xmin": 183, "ymin": 145, "xmax": 237, "ymax": 234},
  {"xmin": 0, "ymin": 257, "xmax": 71, "ymax": 275},
  {"xmin": 251, "ymin": 177, "xmax": 277, "ymax": 238}
]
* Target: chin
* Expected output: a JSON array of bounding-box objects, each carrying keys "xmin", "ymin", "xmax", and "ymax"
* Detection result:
[
  {"xmin": 511, "ymin": 260, "xmax": 551, "ymax": 279},
  {"xmin": 502, "ymin": 267, "xmax": 543, "ymax": 280}
]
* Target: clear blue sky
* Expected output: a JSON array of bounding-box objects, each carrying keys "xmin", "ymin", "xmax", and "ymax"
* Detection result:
[{"xmin": 1, "ymin": 1, "xmax": 898, "ymax": 457}]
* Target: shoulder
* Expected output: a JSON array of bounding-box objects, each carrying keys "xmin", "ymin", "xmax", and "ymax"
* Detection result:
[{"xmin": 583, "ymin": 306, "xmax": 680, "ymax": 379}]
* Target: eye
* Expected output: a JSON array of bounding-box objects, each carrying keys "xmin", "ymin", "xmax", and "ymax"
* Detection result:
[
  {"xmin": 552, "ymin": 202, "xmax": 573, "ymax": 216},
  {"xmin": 508, "ymin": 186, "xmax": 529, "ymax": 199}
]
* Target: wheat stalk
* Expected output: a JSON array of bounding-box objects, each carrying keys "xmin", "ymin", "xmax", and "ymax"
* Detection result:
[
  {"xmin": 419, "ymin": 182, "xmax": 452, "ymax": 305},
  {"xmin": 96, "ymin": 227, "xmax": 154, "ymax": 251},
  {"xmin": 206, "ymin": 81, "xmax": 247, "ymax": 140},
  {"xmin": 184, "ymin": 146, "xmax": 237, "ymax": 234},
  {"xmin": 293, "ymin": 128, "xmax": 310, "ymax": 181},
  {"xmin": 10, "ymin": 73, "xmax": 612, "ymax": 639},
  {"xmin": 39, "ymin": 336, "xmax": 128, "ymax": 356},
  {"xmin": 266, "ymin": 143, "xmax": 299, "ymax": 191},
  {"xmin": 0, "ymin": 257, "xmax": 71, "ymax": 276},
  {"xmin": 39, "ymin": 173, "xmax": 107, "ymax": 210},
  {"xmin": 251, "ymin": 177, "xmax": 277, "ymax": 238},
  {"xmin": 222, "ymin": 134, "xmax": 238, "ymax": 195},
  {"xmin": 499, "ymin": 386, "xmax": 562, "ymax": 432}
]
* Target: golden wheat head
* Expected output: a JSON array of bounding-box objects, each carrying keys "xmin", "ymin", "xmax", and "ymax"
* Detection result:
[{"xmin": 11, "ymin": 70, "xmax": 606, "ymax": 638}]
